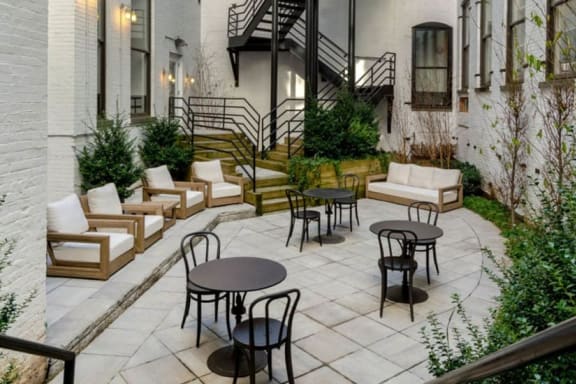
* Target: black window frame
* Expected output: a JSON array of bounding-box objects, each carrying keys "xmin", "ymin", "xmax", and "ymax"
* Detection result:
[
  {"xmin": 461, "ymin": 0, "xmax": 470, "ymax": 91},
  {"xmin": 480, "ymin": 0, "xmax": 492, "ymax": 88},
  {"xmin": 506, "ymin": 0, "xmax": 526, "ymax": 84},
  {"xmin": 548, "ymin": 0, "xmax": 576, "ymax": 78},
  {"xmin": 97, "ymin": 0, "xmax": 106, "ymax": 116},
  {"xmin": 411, "ymin": 22, "xmax": 453, "ymax": 110},
  {"xmin": 130, "ymin": 0, "xmax": 151, "ymax": 117}
]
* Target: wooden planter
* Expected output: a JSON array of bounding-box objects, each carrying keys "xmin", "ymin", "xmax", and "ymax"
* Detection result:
[{"xmin": 317, "ymin": 159, "xmax": 381, "ymax": 196}]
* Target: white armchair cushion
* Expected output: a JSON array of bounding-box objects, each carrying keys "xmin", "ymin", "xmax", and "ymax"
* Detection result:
[
  {"xmin": 87, "ymin": 183, "xmax": 123, "ymax": 215},
  {"xmin": 50, "ymin": 232, "xmax": 134, "ymax": 263},
  {"xmin": 387, "ymin": 162, "xmax": 411, "ymax": 185},
  {"xmin": 192, "ymin": 160, "xmax": 224, "ymax": 183},
  {"xmin": 408, "ymin": 165, "xmax": 435, "ymax": 189},
  {"xmin": 432, "ymin": 168, "xmax": 461, "ymax": 189},
  {"xmin": 150, "ymin": 190, "xmax": 204, "ymax": 208},
  {"xmin": 212, "ymin": 182, "xmax": 242, "ymax": 199},
  {"xmin": 145, "ymin": 165, "xmax": 175, "ymax": 189},
  {"xmin": 144, "ymin": 215, "xmax": 164, "ymax": 238},
  {"xmin": 47, "ymin": 194, "xmax": 90, "ymax": 234}
]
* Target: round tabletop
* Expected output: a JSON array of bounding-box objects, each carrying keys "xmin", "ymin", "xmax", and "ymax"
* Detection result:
[
  {"xmin": 303, "ymin": 188, "xmax": 353, "ymax": 200},
  {"xmin": 188, "ymin": 257, "xmax": 287, "ymax": 293},
  {"xmin": 369, "ymin": 220, "xmax": 443, "ymax": 241}
]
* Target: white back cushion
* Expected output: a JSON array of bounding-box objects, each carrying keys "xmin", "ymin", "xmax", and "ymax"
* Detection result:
[
  {"xmin": 433, "ymin": 168, "xmax": 461, "ymax": 189},
  {"xmin": 408, "ymin": 164, "xmax": 435, "ymax": 188},
  {"xmin": 192, "ymin": 160, "xmax": 224, "ymax": 183},
  {"xmin": 145, "ymin": 165, "xmax": 175, "ymax": 189},
  {"xmin": 47, "ymin": 194, "xmax": 89, "ymax": 234},
  {"xmin": 87, "ymin": 183, "xmax": 123, "ymax": 214},
  {"xmin": 387, "ymin": 162, "xmax": 411, "ymax": 185}
]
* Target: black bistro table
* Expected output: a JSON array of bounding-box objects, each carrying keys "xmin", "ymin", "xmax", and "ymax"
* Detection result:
[
  {"xmin": 303, "ymin": 188, "xmax": 354, "ymax": 243},
  {"xmin": 188, "ymin": 257, "xmax": 287, "ymax": 377},
  {"xmin": 369, "ymin": 220, "xmax": 443, "ymax": 304}
]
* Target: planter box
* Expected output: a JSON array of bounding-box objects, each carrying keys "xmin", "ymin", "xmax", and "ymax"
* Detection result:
[{"xmin": 317, "ymin": 159, "xmax": 381, "ymax": 196}]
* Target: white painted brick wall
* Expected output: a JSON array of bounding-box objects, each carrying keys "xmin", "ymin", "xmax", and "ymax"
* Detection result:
[{"xmin": 0, "ymin": 1, "xmax": 48, "ymax": 382}]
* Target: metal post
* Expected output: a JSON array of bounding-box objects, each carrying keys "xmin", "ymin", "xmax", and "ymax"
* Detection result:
[
  {"xmin": 305, "ymin": 0, "xmax": 319, "ymax": 109},
  {"xmin": 348, "ymin": 0, "xmax": 356, "ymax": 92},
  {"xmin": 270, "ymin": 0, "xmax": 279, "ymax": 148}
]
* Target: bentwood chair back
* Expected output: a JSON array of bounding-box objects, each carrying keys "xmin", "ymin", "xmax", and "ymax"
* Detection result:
[
  {"xmin": 232, "ymin": 289, "xmax": 301, "ymax": 384},
  {"xmin": 408, "ymin": 201, "xmax": 440, "ymax": 284},
  {"xmin": 285, "ymin": 189, "xmax": 322, "ymax": 252},
  {"xmin": 377, "ymin": 229, "xmax": 418, "ymax": 321},
  {"xmin": 333, "ymin": 173, "xmax": 360, "ymax": 231},
  {"xmin": 180, "ymin": 231, "xmax": 231, "ymax": 347}
]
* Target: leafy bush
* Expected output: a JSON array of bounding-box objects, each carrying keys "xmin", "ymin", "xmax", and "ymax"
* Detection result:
[
  {"xmin": 304, "ymin": 89, "xmax": 379, "ymax": 159},
  {"xmin": 77, "ymin": 116, "xmax": 142, "ymax": 201},
  {"xmin": 139, "ymin": 118, "xmax": 193, "ymax": 180},
  {"xmin": 423, "ymin": 183, "xmax": 576, "ymax": 383},
  {"xmin": 451, "ymin": 160, "xmax": 483, "ymax": 196},
  {"xmin": 287, "ymin": 156, "xmax": 340, "ymax": 191}
]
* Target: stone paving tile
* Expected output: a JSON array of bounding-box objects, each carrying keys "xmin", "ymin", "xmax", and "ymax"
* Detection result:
[
  {"xmin": 46, "ymin": 200, "xmax": 503, "ymax": 383},
  {"xmin": 121, "ymin": 355, "xmax": 196, "ymax": 384},
  {"xmin": 296, "ymin": 329, "xmax": 362, "ymax": 363}
]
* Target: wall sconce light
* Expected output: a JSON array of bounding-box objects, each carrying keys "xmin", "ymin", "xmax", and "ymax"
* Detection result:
[
  {"xmin": 121, "ymin": 5, "xmax": 137, "ymax": 23},
  {"xmin": 185, "ymin": 74, "xmax": 195, "ymax": 86},
  {"xmin": 168, "ymin": 73, "xmax": 175, "ymax": 84}
]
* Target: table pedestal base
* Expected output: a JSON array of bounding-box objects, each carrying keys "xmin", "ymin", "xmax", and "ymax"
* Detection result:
[
  {"xmin": 313, "ymin": 233, "xmax": 346, "ymax": 244},
  {"xmin": 207, "ymin": 346, "xmax": 267, "ymax": 377},
  {"xmin": 386, "ymin": 285, "xmax": 428, "ymax": 304}
]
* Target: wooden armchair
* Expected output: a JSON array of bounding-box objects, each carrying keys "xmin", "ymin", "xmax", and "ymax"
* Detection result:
[
  {"xmin": 80, "ymin": 183, "xmax": 164, "ymax": 253},
  {"xmin": 142, "ymin": 165, "xmax": 205, "ymax": 219},
  {"xmin": 46, "ymin": 194, "xmax": 136, "ymax": 280},
  {"xmin": 191, "ymin": 160, "xmax": 244, "ymax": 207}
]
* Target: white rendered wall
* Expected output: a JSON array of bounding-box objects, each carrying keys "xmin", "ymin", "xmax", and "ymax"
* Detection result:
[
  {"xmin": 456, "ymin": 0, "xmax": 550, "ymax": 202},
  {"xmin": 0, "ymin": 1, "xmax": 48, "ymax": 382}
]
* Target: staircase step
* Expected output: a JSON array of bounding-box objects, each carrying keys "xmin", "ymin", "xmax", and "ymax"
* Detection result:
[
  {"xmin": 274, "ymin": 143, "xmax": 304, "ymax": 155},
  {"xmin": 245, "ymin": 184, "xmax": 297, "ymax": 203},
  {"xmin": 261, "ymin": 197, "xmax": 291, "ymax": 214},
  {"xmin": 267, "ymin": 151, "xmax": 289, "ymax": 161},
  {"xmin": 255, "ymin": 158, "xmax": 287, "ymax": 173}
]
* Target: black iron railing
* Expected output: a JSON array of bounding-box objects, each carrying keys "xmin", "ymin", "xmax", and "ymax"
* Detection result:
[
  {"xmin": 0, "ymin": 334, "xmax": 75, "ymax": 384},
  {"xmin": 426, "ymin": 316, "xmax": 576, "ymax": 383},
  {"xmin": 228, "ymin": 0, "xmax": 267, "ymax": 38}
]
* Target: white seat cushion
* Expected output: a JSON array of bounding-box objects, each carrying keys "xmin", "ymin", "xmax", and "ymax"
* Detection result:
[
  {"xmin": 212, "ymin": 182, "xmax": 242, "ymax": 199},
  {"xmin": 47, "ymin": 194, "xmax": 89, "ymax": 234},
  {"xmin": 432, "ymin": 168, "xmax": 461, "ymax": 189},
  {"xmin": 407, "ymin": 164, "xmax": 435, "ymax": 189},
  {"xmin": 144, "ymin": 215, "xmax": 164, "ymax": 238},
  {"xmin": 145, "ymin": 165, "xmax": 175, "ymax": 189},
  {"xmin": 387, "ymin": 162, "xmax": 411, "ymax": 185},
  {"xmin": 87, "ymin": 183, "xmax": 123, "ymax": 215},
  {"xmin": 150, "ymin": 190, "xmax": 204, "ymax": 208},
  {"xmin": 368, "ymin": 182, "xmax": 458, "ymax": 204},
  {"xmin": 192, "ymin": 160, "xmax": 224, "ymax": 183},
  {"xmin": 50, "ymin": 232, "xmax": 134, "ymax": 263}
]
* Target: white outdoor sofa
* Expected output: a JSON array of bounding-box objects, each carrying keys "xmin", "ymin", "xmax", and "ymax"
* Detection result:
[{"xmin": 366, "ymin": 162, "xmax": 463, "ymax": 212}]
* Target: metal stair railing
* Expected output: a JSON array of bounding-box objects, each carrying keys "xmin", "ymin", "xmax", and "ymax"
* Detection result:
[
  {"xmin": 169, "ymin": 96, "xmax": 260, "ymax": 191},
  {"xmin": 426, "ymin": 316, "xmax": 576, "ymax": 383},
  {"xmin": 228, "ymin": 0, "xmax": 267, "ymax": 38},
  {"xmin": 0, "ymin": 334, "xmax": 76, "ymax": 384}
]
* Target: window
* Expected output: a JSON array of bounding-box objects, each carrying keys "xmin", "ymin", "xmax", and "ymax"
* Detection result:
[
  {"xmin": 97, "ymin": 0, "xmax": 105, "ymax": 115},
  {"xmin": 131, "ymin": 0, "xmax": 150, "ymax": 116},
  {"xmin": 549, "ymin": 0, "xmax": 576, "ymax": 77},
  {"xmin": 461, "ymin": 1, "xmax": 470, "ymax": 90},
  {"xmin": 412, "ymin": 23, "xmax": 453, "ymax": 109},
  {"xmin": 480, "ymin": 0, "xmax": 492, "ymax": 87},
  {"xmin": 507, "ymin": 0, "xmax": 525, "ymax": 83}
]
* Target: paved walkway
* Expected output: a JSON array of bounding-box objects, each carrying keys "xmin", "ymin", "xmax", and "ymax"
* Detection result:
[{"xmin": 48, "ymin": 199, "xmax": 504, "ymax": 384}]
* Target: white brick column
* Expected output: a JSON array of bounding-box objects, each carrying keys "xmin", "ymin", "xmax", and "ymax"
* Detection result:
[{"xmin": 0, "ymin": 1, "xmax": 49, "ymax": 382}]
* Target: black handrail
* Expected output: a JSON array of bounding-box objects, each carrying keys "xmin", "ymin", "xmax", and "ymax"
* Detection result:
[
  {"xmin": 426, "ymin": 316, "xmax": 576, "ymax": 383},
  {"xmin": 0, "ymin": 334, "xmax": 75, "ymax": 384}
]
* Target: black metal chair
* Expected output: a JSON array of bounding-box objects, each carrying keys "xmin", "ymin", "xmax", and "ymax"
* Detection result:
[
  {"xmin": 333, "ymin": 173, "xmax": 360, "ymax": 231},
  {"xmin": 408, "ymin": 201, "xmax": 440, "ymax": 284},
  {"xmin": 285, "ymin": 189, "xmax": 322, "ymax": 252},
  {"xmin": 180, "ymin": 231, "xmax": 231, "ymax": 347},
  {"xmin": 232, "ymin": 289, "xmax": 301, "ymax": 384},
  {"xmin": 378, "ymin": 229, "xmax": 418, "ymax": 321}
]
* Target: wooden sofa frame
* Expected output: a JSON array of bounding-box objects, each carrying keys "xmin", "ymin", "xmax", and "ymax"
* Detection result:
[
  {"xmin": 141, "ymin": 180, "xmax": 205, "ymax": 219},
  {"xmin": 79, "ymin": 196, "xmax": 164, "ymax": 253},
  {"xmin": 47, "ymin": 219, "xmax": 136, "ymax": 280},
  {"xmin": 365, "ymin": 173, "xmax": 464, "ymax": 212}
]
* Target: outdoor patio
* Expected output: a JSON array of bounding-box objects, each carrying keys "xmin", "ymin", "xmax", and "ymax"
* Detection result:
[{"xmin": 46, "ymin": 199, "xmax": 504, "ymax": 384}]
